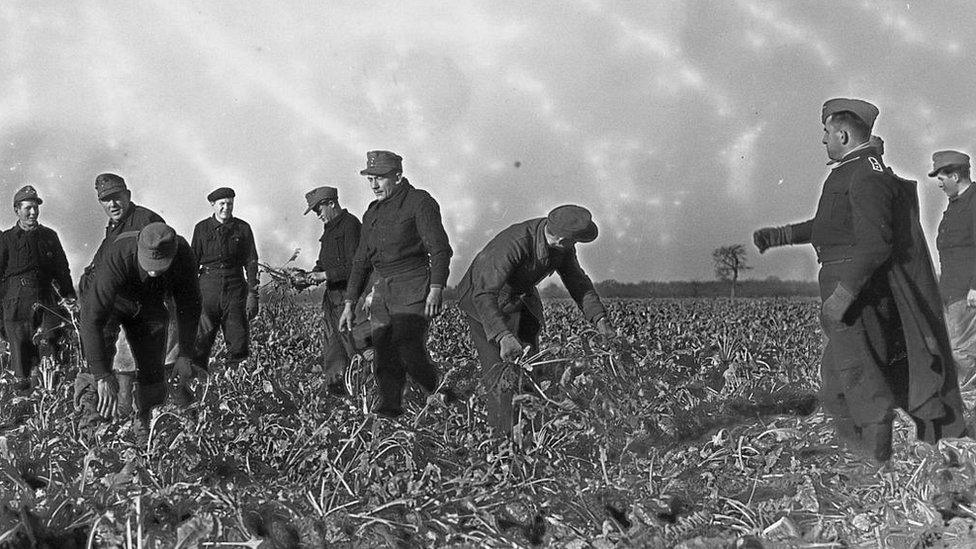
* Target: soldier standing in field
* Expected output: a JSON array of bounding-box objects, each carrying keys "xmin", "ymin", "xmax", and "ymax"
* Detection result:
[
  {"xmin": 753, "ymin": 98, "xmax": 968, "ymax": 463},
  {"xmin": 339, "ymin": 150, "xmax": 453, "ymax": 418},
  {"xmin": 77, "ymin": 222, "xmax": 200, "ymax": 440},
  {"xmin": 300, "ymin": 186, "xmax": 364, "ymax": 395},
  {"xmin": 456, "ymin": 205, "xmax": 615, "ymax": 433},
  {"xmin": 928, "ymin": 150, "xmax": 976, "ymax": 387},
  {"xmin": 0, "ymin": 186, "xmax": 76, "ymax": 394},
  {"xmin": 191, "ymin": 187, "xmax": 259, "ymax": 373}
]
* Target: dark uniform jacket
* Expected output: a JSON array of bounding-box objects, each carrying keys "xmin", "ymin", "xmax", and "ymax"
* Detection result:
[
  {"xmin": 313, "ymin": 209, "xmax": 361, "ymax": 292},
  {"xmin": 456, "ymin": 218, "xmax": 606, "ymax": 342},
  {"xmin": 787, "ymin": 147, "xmax": 966, "ymax": 442},
  {"xmin": 191, "ymin": 216, "xmax": 259, "ymax": 290},
  {"xmin": 345, "ymin": 179, "xmax": 452, "ymax": 301},
  {"xmin": 0, "ymin": 224, "xmax": 75, "ymax": 301},
  {"xmin": 81, "ymin": 203, "xmax": 164, "ymax": 293},
  {"xmin": 80, "ymin": 232, "xmax": 201, "ymax": 377},
  {"xmin": 936, "ymin": 184, "xmax": 976, "ymax": 304}
]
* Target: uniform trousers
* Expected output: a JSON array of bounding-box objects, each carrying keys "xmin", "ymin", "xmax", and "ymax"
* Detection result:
[
  {"xmin": 2, "ymin": 277, "xmax": 60, "ymax": 379},
  {"xmin": 465, "ymin": 305, "xmax": 541, "ymax": 433},
  {"xmin": 944, "ymin": 299, "xmax": 976, "ymax": 385},
  {"xmin": 370, "ymin": 270, "xmax": 438, "ymax": 410},
  {"xmin": 194, "ymin": 272, "xmax": 249, "ymax": 368},
  {"xmin": 818, "ymin": 264, "xmax": 905, "ymax": 458}
]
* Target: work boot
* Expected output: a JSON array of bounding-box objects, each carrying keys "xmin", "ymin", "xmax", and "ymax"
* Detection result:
[
  {"xmin": 116, "ymin": 372, "xmax": 135, "ymax": 418},
  {"xmin": 135, "ymin": 381, "xmax": 167, "ymax": 415},
  {"xmin": 12, "ymin": 377, "xmax": 32, "ymax": 394},
  {"xmin": 131, "ymin": 412, "xmax": 151, "ymax": 447},
  {"xmin": 371, "ymin": 402, "xmax": 404, "ymax": 419},
  {"xmin": 859, "ymin": 417, "xmax": 894, "ymax": 463}
]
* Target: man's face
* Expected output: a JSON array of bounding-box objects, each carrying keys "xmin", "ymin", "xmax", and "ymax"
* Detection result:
[
  {"xmin": 14, "ymin": 201, "xmax": 39, "ymax": 228},
  {"xmin": 366, "ymin": 173, "xmax": 399, "ymax": 202},
  {"xmin": 316, "ymin": 201, "xmax": 340, "ymax": 223},
  {"xmin": 937, "ymin": 171, "xmax": 961, "ymax": 198},
  {"xmin": 99, "ymin": 190, "xmax": 132, "ymax": 223},
  {"xmin": 212, "ymin": 198, "xmax": 234, "ymax": 221},
  {"xmin": 822, "ymin": 119, "xmax": 846, "ymax": 162}
]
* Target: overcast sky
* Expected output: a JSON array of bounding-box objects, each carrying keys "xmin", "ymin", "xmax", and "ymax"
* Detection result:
[{"xmin": 2, "ymin": 1, "xmax": 974, "ymax": 284}]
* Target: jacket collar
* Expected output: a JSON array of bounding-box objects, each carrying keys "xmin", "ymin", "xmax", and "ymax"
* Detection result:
[{"xmin": 829, "ymin": 142, "xmax": 878, "ymax": 170}]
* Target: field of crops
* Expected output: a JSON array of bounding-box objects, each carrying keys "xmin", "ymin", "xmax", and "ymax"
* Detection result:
[{"xmin": 2, "ymin": 296, "xmax": 976, "ymax": 548}]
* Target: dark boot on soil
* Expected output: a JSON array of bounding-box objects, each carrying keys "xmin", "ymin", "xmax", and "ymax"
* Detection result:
[
  {"xmin": 326, "ymin": 380, "xmax": 349, "ymax": 397},
  {"xmin": 371, "ymin": 402, "xmax": 404, "ymax": 419},
  {"xmin": 12, "ymin": 377, "xmax": 32, "ymax": 395},
  {"xmin": 858, "ymin": 417, "xmax": 894, "ymax": 464},
  {"xmin": 130, "ymin": 412, "xmax": 151, "ymax": 447}
]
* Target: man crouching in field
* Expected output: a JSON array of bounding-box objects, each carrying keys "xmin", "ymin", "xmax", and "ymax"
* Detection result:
[
  {"xmin": 753, "ymin": 98, "xmax": 969, "ymax": 463},
  {"xmin": 76, "ymin": 223, "xmax": 201, "ymax": 442},
  {"xmin": 456, "ymin": 205, "xmax": 614, "ymax": 434}
]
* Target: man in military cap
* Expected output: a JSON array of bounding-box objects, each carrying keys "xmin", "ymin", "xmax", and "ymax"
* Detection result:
[
  {"xmin": 457, "ymin": 205, "xmax": 614, "ymax": 432},
  {"xmin": 298, "ymin": 186, "xmax": 365, "ymax": 394},
  {"xmin": 78, "ymin": 222, "xmax": 200, "ymax": 439},
  {"xmin": 753, "ymin": 98, "xmax": 968, "ymax": 463},
  {"xmin": 191, "ymin": 187, "xmax": 259, "ymax": 373},
  {"xmin": 0, "ymin": 186, "xmax": 75, "ymax": 393},
  {"xmin": 339, "ymin": 150, "xmax": 453, "ymax": 417},
  {"xmin": 77, "ymin": 173, "xmax": 165, "ymax": 414},
  {"xmin": 927, "ymin": 150, "xmax": 976, "ymax": 387}
]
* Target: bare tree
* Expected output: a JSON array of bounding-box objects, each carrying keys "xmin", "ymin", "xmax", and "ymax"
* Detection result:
[{"xmin": 713, "ymin": 244, "xmax": 752, "ymax": 299}]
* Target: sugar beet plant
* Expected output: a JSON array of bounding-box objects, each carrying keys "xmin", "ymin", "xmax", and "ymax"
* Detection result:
[{"xmin": 1, "ymin": 296, "xmax": 975, "ymax": 547}]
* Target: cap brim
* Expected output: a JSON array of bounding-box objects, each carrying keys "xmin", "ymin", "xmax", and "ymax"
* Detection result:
[
  {"xmin": 576, "ymin": 221, "xmax": 598, "ymax": 243},
  {"xmin": 138, "ymin": 251, "xmax": 175, "ymax": 273},
  {"xmin": 928, "ymin": 168, "xmax": 941, "ymax": 178},
  {"xmin": 360, "ymin": 167, "xmax": 393, "ymax": 176}
]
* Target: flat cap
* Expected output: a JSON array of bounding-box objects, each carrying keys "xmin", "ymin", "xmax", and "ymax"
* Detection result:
[
  {"xmin": 138, "ymin": 222, "xmax": 178, "ymax": 273},
  {"xmin": 547, "ymin": 205, "xmax": 598, "ymax": 243},
  {"xmin": 360, "ymin": 150, "xmax": 403, "ymax": 176},
  {"xmin": 13, "ymin": 185, "xmax": 42, "ymax": 206},
  {"xmin": 304, "ymin": 186, "xmax": 338, "ymax": 215},
  {"xmin": 929, "ymin": 150, "xmax": 971, "ymax": 177},
  {"xmin": 207, "ymin": 187, "xmax": 235, "ymax": 202},
  {"xmin": 95, "ymin": 173, "xmax": 128, "ymax": 200},
  {"xmin": 821, "ymin": 98, "xmax": 879, "ymax": 130}
]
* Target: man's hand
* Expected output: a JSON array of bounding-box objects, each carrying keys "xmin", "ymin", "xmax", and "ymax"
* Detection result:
[
  {"xmin": 246, "ymin": 292, "xmax": 259, "ymax": 320},
  {"xmin": 822, "ymin": 283, "xmax": 854, "ymax": 323},
  {"xmin": 338, "ymin": 302, "xmax": 355, "ymax": 332},
  {"xmin": 499, "ymin": 333, "xmax": 525, "ymax": 362},
  {"xmin": 753, "ymin": 226, "xmax": 791, "ymax": 254},
  {"xmin": 596, "ymin": 317, "xmax": 615, "ymax": 338},
  {"xmin": 425, "ymin": 287, "xmax": 444, "ymax": 319},
  {"xmin": 308, "ymin": 272, "xmax": 328, "ymax": 285},
  {"xmin": 97, "ymin": 374, "xmax": 120, "ymax": 419},
  {"xmin": 59, "ymin": 296, "xmax": 78, "ymax": 313},
  {"xmin": 967, "ymin": 289, "xmax": 976, "ymax": 308}
]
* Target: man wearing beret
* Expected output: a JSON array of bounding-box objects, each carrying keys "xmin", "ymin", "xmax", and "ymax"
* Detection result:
[
  {"xmin": 78, "ymin": 222, "xmax": 201, "ymax": 441},
  {"xmin": 753, "ymin": 98, "xmax": 968, "ymax": 463},
  {"xmin": 191, "ymin": 187, "xmax": 259, "ymax": 374},
  {"xmin": 0, "ymin": 186, "xmax": 76, "ymax": 393},
  {"xmin": 457, "ymin": 205, "xmax": 614, "ymax": 433},
  {"xmin": 77, "ymin": 173, "xmax": 165, "ymax": 415},
  {"xmin": 339, "ymin": 150, "xmax": 453, "ymax": 417},
  {"xmin": 299, "ymin": 186, "xmax": 366, "ymax": 394},
  {"xmin": 928, "ymin": 150, "xmax": 976, "ymax": 387}
]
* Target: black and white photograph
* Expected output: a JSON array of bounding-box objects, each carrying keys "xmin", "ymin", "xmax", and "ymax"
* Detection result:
[{"xmin": 1, "ymin": 1, "xmax": 976, "ymax": 547}]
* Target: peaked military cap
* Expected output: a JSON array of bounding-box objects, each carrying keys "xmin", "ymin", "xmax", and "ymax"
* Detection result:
[
  {"xmin": 95, "ymin": 173, "xmax": 128, "ymax": 200},
  {"xmin": 547, "ymin": 205, "xmax": 598, "ymax": 243},
  {"xmin": 360, "ymin": 150, "xmax": 403, "ymax": 176},
  {"xmin": 138, "ymin": 222, "xmax": 178, "ymax": 273},
  {"xmin": 929, "ymin": 150, "xmax": 971, "ymax": 177},
  {"xmin": 821, "ymin": 98, "xmax": 879, "ymax": 130},
  {"xmin": 304, "ymin": 186, "xmax": 338, "ymax": 215},
  {"xmin": 207, "ymin": 187, "xmax": 235, "ymax": 202},
  {"xmin": 13, "ymin": 185, "xmax": 42, "ymax": 206}
]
